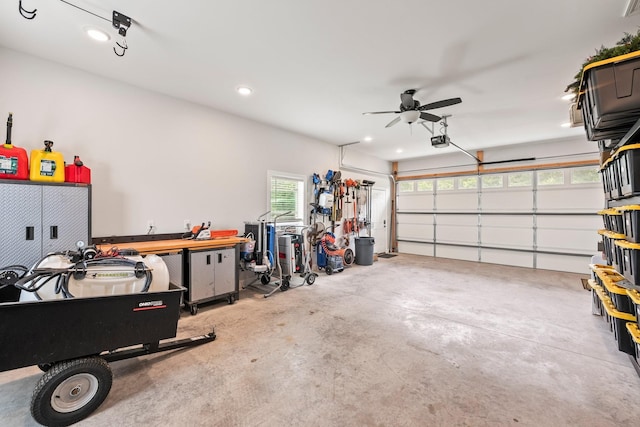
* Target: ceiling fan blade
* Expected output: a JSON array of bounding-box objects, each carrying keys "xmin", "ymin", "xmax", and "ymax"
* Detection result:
[
  {"xmin": 385, "ymin": 116, "xmax": 401, "ymax": 128},
  {"xmin": 400, "ymin": 92, "xmax": 415, "ymax": 110},
  {"xmin": 362, "ymin": 111, "xmax": 401, "ymax": 115},
  {"xmin": 420, "ymin": 112, "xmax": 441, "ymax": 122},
  {"xmin": 419, "ymin": 97, "xmax": 462, "ymax": 111}
]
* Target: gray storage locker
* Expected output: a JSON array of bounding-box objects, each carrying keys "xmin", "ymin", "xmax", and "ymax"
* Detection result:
[
  {"xmin": 0, "ymin": 180, "xmax": 90, "ymax": 269},
  {"xmin": 185, "ymin": 246, "xmax": 237, "ymax": 315}
]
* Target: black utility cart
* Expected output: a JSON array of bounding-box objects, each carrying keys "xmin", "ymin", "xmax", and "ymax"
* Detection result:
[{"xmin": 0, "ymin": 284, "xmax": 215, "ymax": 426}]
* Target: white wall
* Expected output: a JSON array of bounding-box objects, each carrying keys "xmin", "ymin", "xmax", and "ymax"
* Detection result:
[{"xmin": 0, "ymin": 47, "xmax": 391, "ymax": 237}]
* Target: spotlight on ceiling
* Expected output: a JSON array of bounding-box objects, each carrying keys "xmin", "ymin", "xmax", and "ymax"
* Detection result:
[
  {"xmin": 236, "ymin": 86, "xmax": 253, "ymax": 96},
  {"xmin": 85, "ymin": 27, "xmax": 110, "ymax": 42}
]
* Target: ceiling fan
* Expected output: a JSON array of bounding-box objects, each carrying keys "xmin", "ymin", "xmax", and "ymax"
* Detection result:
[{"xmin": 363, "ymin": 89, "xmax": 462, "ymax": 128}]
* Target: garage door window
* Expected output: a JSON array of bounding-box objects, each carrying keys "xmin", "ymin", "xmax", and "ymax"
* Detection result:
[
  {"xmin": 417, "ymin": 180, "xmax": 433, "ymax": 192},
  {"xmin": 399, "ymin": 181, "xmax": 415, "ymax": 192},
  {"xmin": 458, "ymin": 176, "xmax": 478, "ymax": 189},
  {"xmin": 538, "ymin": 170, "xmax": 564, "ymax": 186},
  {"xmin": 571, "ymin": 167, "xmax": 600, "ymax": 184},
  {"xmin": 437, "ymin": 178, "xmax": 455, "ymax": 191},
  {"xmin": 481, "ymin": 174, "xmax": 503, "ymax": 188},
  {"xmin": 508, "ymin": 172, "xmax": 532, "ymax": 187}
]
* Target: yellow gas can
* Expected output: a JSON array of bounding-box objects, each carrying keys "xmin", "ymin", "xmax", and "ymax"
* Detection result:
[{"xmin": 30, "ymin": 140, "xmax": 64, "ymax": 182}]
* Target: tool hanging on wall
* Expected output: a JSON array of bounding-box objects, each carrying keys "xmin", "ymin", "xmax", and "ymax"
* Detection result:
[{"xmin": 17, "ymin": 1, "xmax": 133, "ymax": 57}]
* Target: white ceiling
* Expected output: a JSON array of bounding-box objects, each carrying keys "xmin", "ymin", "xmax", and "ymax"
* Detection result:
[{"xmin": 1, "ymin": 0, "xmax": 639, "ymax": 161}]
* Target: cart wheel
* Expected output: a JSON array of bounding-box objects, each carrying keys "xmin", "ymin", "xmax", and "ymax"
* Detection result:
[
  {"xmin": 38, "ymin": 363, "xmax": 53, "ymax": 372},
  {"xmin": 343, "ymin": 248, "xmax": 354, "ymax": 266},
  {"xmin": 306, "ymin": 273, "xmax": 317, "ymax": 285},
  {"xmin": 227, "ymin": 294, "xmax": 235, "ymax": 304},
  {"xmin": 260, "ymin": 274, "xmax": 271, "ymax": 285},
  {"xmin": 281, "ymin": 279, "xmax": 290, "ymax": 291},
  {"xmin": 189, "ymin": 304, "xmax": 198, "ymax": 315},
  {"xmin": 326, "ymin": 267, "xmax": 332, "ymax": 275},
  {"xmin": 31, "ymin": 357, "xmax": 112, "ymax": 427}
]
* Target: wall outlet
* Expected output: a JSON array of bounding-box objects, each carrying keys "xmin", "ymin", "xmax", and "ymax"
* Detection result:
[{"xmin": 184, "ymin": 220, "xmax": 191, "ymax": 231}]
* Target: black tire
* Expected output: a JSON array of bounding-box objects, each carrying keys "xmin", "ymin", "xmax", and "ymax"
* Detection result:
[
  {"xmin": 260, "ymin": 274, "xmax": 270, "ymax": 285},
  {"xmin": 326, "ymin": 267, "xmax": 333, "ymax": 275},
  {"xmin": 38, "ymin": 363, "xmax": 53, "ymax": 372},
  {"xmin": 343, "ymin": 248, "xmax": 354, "ymax": 266},
  {"xmin": 190, "ymin": 304, "xmax": 198, "ymax": 315},
  {"xmin": 31, "ymin": 357, "xmax": 112, "ymax": 427},
  {"xmin": 306, "ymin": 274, "xmax": 317, "ymax": 285}
]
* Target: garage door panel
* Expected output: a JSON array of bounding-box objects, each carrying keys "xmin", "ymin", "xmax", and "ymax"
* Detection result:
[
  {"xmin": 397, "ymin": 223, "xmax": 433, "ymax": 241},
  {"xmin": 537, "ymin": 186, "xmax": 603, "ymax": 212},
  {"xmin": 537, "ymin": 228, "xmax": 598, "ymax": 254},
  {"xmin": 438, "ymin": 225, "xmax": 478, "ymax": 244},
  {"xmin": 437, "ymin": 192, "xmax": 477, "ymax": 211},
  {"xmin": 398, "ymin": 241, "xmax": 433, "ymax": 256},
  {"xmin": 482, "ymin": 190, "xmax": 532, "ymax": 211},
  {"xmin": 536, "ymin": 254, "xmax": 592, "ymax": 274},
  {"xmin": 536, "ymin": 215, "xmax": 601, "ymax": 230},
  {"xmin": 481, "ymin": 249, "xmax": 533, "ymax": 268},
  {"xmin": 397, "ymin": 194, "xmax": 434, "ymax": 211},
  {"xmin": 437, "ymin": 245, "xmax": 478, "ymax": 262},
  {"xmin": 437, "ymin": 214, "xmax": 477, "ymax": 226},
  {"xmin": 482, "ymin": 226, "xmax": 533, "ymax": 249},
  {"xmin": 482, "ymin": 215, "xmax": 533, "ymax": 228}
]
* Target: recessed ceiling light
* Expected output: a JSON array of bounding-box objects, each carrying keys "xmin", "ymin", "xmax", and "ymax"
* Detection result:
[
  {"xmin": 561, "ymin": 94, "xmax": 576, "ymax": 102},
  {"xmin": 561, "ymin": 122, "xmax": 572, "ymax": 128},
  {"xmin": 236, "ymin": 86, "xmax": 253, "ymax": 96},
  {"xmin": 363, "ymin": 136, "xmax": 372, "ymax": 142},
  {"xmin": 85, "ymin": 27, "xmax": 110, "ymax": 42},
  {"xmin": 396, "ymin": 148, "xmax": 403, "ymax": 153}
]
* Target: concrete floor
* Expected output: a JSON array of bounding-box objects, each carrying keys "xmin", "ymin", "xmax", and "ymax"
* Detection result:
[{"xmin": 1, "ymin": 254, "xmax": 639, "ymax": 426}]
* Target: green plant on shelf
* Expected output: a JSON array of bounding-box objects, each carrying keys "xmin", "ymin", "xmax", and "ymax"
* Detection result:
[{"xmin": 565, "ymin": 28, "xmax": 640, "ymax": 96}]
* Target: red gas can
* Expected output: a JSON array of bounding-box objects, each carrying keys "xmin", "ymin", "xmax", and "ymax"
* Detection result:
[
  {"xmin": 65, "ymin": 155, "xmax": 91, "ymax": 184},
  {"xmin": 0, "ymin": 113, "xmax": 29, "ymax": 180}
]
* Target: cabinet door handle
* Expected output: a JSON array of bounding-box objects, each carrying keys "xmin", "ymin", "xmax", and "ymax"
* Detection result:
[
  {"xmin": 26, "ymin": 226, "xmax": 34, "ymax": 241},
  {"xmin": 50, "ymin": 225, "xmax": 58, "ymax": 239},
  {"xmin": 218, "ymin": 253, "xmax": 222, "ymax": 263},
  {"xmin": 206, "ymin": 254, "xmax": 211, "ymax": 265}
]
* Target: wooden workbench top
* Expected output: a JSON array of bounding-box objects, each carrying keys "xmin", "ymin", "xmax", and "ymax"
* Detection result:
[{"xmin": 97, "ymin": 236, "xmax": 248, "ymax": 255}]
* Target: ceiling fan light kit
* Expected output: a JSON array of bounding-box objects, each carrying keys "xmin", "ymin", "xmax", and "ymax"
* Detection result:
[{"xmin": 363, "ymin": 89, "xmax": 462, "ymax": 128}]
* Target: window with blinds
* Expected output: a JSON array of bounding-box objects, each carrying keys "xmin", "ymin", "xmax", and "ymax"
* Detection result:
[{"xmin": 269, "ymin": 171, "xmax": 305, "ymax": 222}]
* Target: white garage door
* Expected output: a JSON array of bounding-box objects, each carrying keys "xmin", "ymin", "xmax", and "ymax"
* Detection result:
[{"xmin": 396, "ymin": 166, "xmax": 603, "ymax": 273}]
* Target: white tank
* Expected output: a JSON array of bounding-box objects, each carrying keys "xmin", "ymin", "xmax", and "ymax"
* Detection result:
[{"xmin": 19, "ymin": 253, "xmax": 170, "ymax": 301}]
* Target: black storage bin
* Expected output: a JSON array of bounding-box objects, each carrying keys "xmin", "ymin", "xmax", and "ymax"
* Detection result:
[
  {"xmin": 600, "ymin": 157, "xmax": 620, "ymax": 201},
  {"xmin": 625, "ymin": 322, "xmax": 640, "ymax": 366},
  {"xmin": 615, "ymin": 144, "xmax": 640, "ymax": 198},
  {"xmin": 594, "ymin": 285, "xmax": 637, "ymax": 356},
  {"xmin": 618, "ymin": 205, "xmax": 640, "ymax": 243},
  {"xmin": 628, "ymin": 288, "xmax": 640, "ymax": 323},
  {"xmin": 602, "ymin": 276, "xmax": 634, "ymax": 314},
  {"xmin": 615, "ymin": 239, "xmax": 640, "ymax": 285},
  {"xmin": 598, "ymin": 229, "xmax": 626, "ymax": 267},
  {"xmin": 597, "ymin": 209, "xmax": 624, "ymax": 233},
  {"xmin": 579, "ymin": 52, "xmax": 640, "ymax": 141}
]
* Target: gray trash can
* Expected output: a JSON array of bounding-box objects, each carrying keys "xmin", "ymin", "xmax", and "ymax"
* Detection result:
[{"xmin": 355, "ymin": 237, "xmax": 375, "ymax": 266}]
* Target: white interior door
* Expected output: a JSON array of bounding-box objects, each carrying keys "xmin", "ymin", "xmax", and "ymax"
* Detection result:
[{"xmin": 371, "ymin": 188, "xmax": 388, "ymax": 254}]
